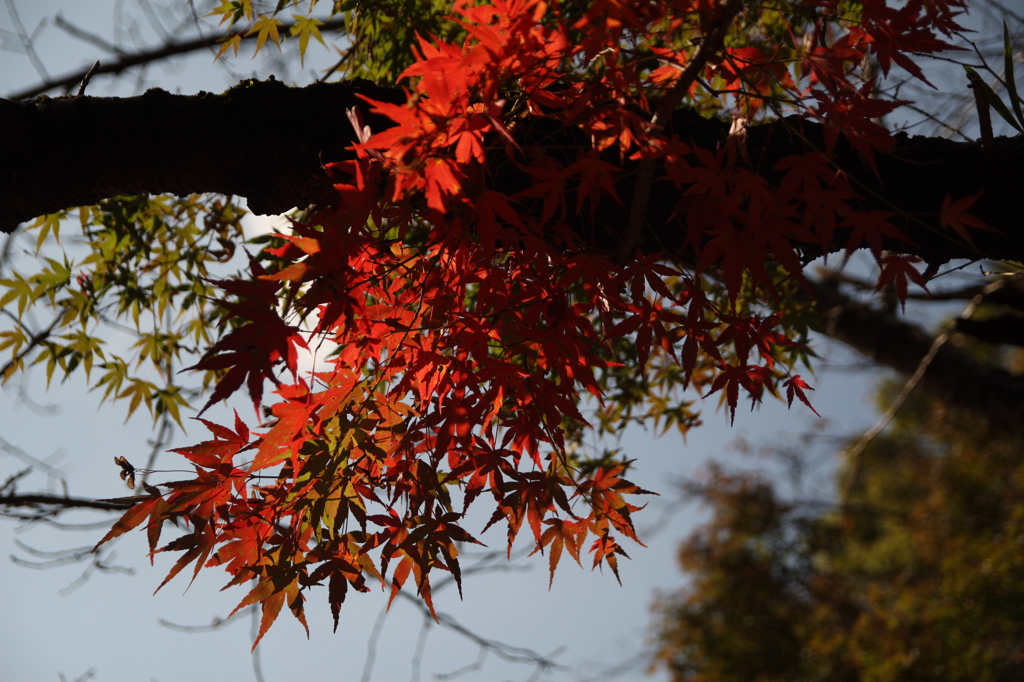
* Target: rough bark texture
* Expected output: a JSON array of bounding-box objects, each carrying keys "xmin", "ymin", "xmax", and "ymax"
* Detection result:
[
  {"xmin": 2, "ymin": 78, "xmax": 1023, "ymax": 268},
  {"xmin": 0, "ymin": 78, "xmax": 405, "ymax": 231}
]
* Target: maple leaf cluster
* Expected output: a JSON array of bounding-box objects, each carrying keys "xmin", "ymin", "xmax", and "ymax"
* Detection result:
[{"xmin": 94, "ymin": 0, "xmax": 984, "ymax": 646}]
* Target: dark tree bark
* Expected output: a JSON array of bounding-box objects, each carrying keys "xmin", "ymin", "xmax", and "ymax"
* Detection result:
[
  {"xmin": 808, "ymin": 277, "xmax": 1024, "ymax": 437},
  {"xmin": 2, "ymin": 78, "xmax": 1023, "ymax": 268},
  {"xmin": 0, "ymin": 79, "xmax": 406, "ymax": 232},
  {"xmin": 0, "ymin": 494, "xmax": 133, "ymax": 511}
]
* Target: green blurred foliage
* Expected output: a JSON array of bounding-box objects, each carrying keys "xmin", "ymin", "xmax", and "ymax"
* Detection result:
[{"xmin": 652, "ymin": 386, "xmax": 1024, "ymax": 681}]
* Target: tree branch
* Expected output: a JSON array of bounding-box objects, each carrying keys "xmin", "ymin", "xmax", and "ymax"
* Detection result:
[
  {"xmin": 0, "ymin": 494, "xmax": 133, "ymax": 511},
  {"xmin": 5, "ymin": 16, "xmax": 349, "ymax": 102},
  {"xmin": 3, "ymin": 79, "xmax": 1022, "ymax": 266},
  {"xmin": 0, "ymin": 307, "xmax": 68, "ymax": 381},
  {"xmin": 0, "ymin": 78, "xmax": 405, "ymax": 231},
  {"xmin": 807, "ymin": 276, "xmax": 1024, "ymax": 436},
  {"xmin": 614, "ymin": 0, "xmax": 744, "ymax": 264}
]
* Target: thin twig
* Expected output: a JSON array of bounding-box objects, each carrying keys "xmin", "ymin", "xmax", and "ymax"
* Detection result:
[
  {"xmin": 0, "ymin": 494, "xmax": 133, "ymax": 511},
  {"xmin": 4, "ymin": 0, "xmax": 50, "ymax": 82},
  {"xmin": 0, "ymin": 433, "xmax": 66, "ymax": 482},
  {"xmin": 819, "ymin": 269, "xmax": 990, "ymax": 300},
  {"xmin": 0, "ymin": 307, "xmax": 68, "ymax": 382},
  {"xmin": 394, "ymin": 591, "xmax": 566, "ymax": 672},
  {"xmin": 612, "ymin": 0, "xmax": 744, "ymax": 265},
  {"xmin": 136, "ymin": 0, "xmax": 172, "ymax": 42},
  {"xmin": 76, "ymin": 60, "xmax": 101, "ymax": 97},
  {"xmin": 55, "ymin": 14, "xmax": 125, "ymax": 56},
  {"xmin": 360, "ymin": 602, "xmax": 390, "ymax": 682},
  {"xmin": 250, "ymin": 586, "xmax": 266, "ymax": 682},
  {"xmin": 158, "ymin": 608, "xmax": 254, "ymax": 633},
  {"xmin": 969, "ymin": 80, "xmax": 995, "ymax": 149},
  {"xmin": 7, "ymin": 16, "xmax": 348, "ymax": 101},
  {"xmin": 840, "ymin": 277, "xmax": 1009, "ymax": 502},
  {"xmin": 410, "ymin": 613, "xmax": 432, "ymax": 682}
]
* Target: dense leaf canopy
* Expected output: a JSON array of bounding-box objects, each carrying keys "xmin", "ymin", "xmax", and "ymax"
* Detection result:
[{"xmin": 1, "ymin": 0, "xmax": 1019, "ymax": 648}]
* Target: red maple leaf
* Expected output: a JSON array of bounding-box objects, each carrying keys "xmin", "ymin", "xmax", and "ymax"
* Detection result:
[{"xmin": 939, "ymin": 191, "xmax": 996, "ymax": 249}]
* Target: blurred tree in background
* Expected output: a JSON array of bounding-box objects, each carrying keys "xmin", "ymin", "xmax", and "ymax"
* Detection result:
[{"xmin": 652, "ymin": 373, "xmax": 1024, "ymax": 681}]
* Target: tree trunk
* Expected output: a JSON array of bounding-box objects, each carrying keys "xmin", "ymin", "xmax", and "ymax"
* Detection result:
[{"xmin": 2, "ymin": 78, "xmax": 1023, "ymax": 268}]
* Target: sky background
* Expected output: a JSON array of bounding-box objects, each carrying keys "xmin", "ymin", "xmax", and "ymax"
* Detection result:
[{"xmin": 0, "ymin": 2, "xmax": 1009, "ymax": 681}]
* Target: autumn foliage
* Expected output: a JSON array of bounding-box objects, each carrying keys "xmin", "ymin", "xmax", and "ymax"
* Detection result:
[{"xmin": 84, "ymin": 0, "xmax": 982, "ymax": 647}]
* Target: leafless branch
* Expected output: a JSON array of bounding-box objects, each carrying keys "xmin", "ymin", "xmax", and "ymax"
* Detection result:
[
  {"xmin": 4, "ymin": 0, "xmax": 50, "ymax": 82},
  {"xmin": 0, "ymin": 307, "xmax": 69, "ymax": 383},
  {"xmin": 818, "ymin": 269, "xmax": 992, "ymax": 300},
  {"xmin": 0, "ymin": 466, "xmax": 30, "ymax": 495},
  {"xmin": 6, "ymin": 15, "xmax": 348, "ymax": 101},
  {"xmin": 840, "ymin": 277, "xmax": 1010, "ymax": 500},
  {"xmin": 249, "ymin": 593, "xmax": 266, "ymax": 682},
  {"xmin": 395, "ymin": 590, "xmax": 567, "ymax": 677},
  {"xmin": 807, "ymin": 276, "xmax": 1024, "ymax": 437},
  {"xmin": 11, "ymin": 537, "xmax": 94, "ymax": 566},
  {"xmin": 55, "ymin": 13, "xmax": 126, "ymax": 56},
  {"xmin": 0, "ymin": 432, "xmax": 67, "ymax": 486},
  {"xmin": 16, "ymin": 516, "xmax": 113, "ymax": 531},
  {"xmin": 58, "ymin": 550, "xmax": 134, "ymax": 596},
  {"xmin": 76, "ymin": 60, "xmax": 101, "ymax": 97},
  {"xmin": 0, "ymin": 494, "xmax": 133, "ymax": 511},
  {"xmin": 158, "ymin": 607, "xmax": 255, "ymax": 633},
  {"xmin": 57, "ymin": 667, "xmax": 96, "ymax": 682},
  {"xmin": 359, "ymin": 601, "xmax": 391, "ymax": 682}
]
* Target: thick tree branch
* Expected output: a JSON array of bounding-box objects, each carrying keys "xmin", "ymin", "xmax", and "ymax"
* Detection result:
[
  {"xmin": 955, "ymin": 314, "xmax": 1024, "ymax": 345},
  {"xmin": 1, "ymin": 79, "xmax": 1023, "ymax": 266},
  {"xmin": 0, "ymin": 78, "xmax": 405, "ymax": 231},
  {"xmin": 807, "ymin": 277, "xmax": 1024, "ymax": 436}
]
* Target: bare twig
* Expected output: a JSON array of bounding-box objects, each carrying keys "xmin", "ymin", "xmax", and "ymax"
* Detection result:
[
  {"xmin": 55, "ymin": 13, "xmax": 125, "ymax": 56},
  {"xmin": 410, "ymin": 612, "xmax": 432, "ymax": 682},
  {"xmin": 359, "ymin": 602, "xmax": 390, "ymax": 682},
  {"xmin": 136, "ymin": 0, "xmax": 172, "ymax": 42},
  {"xmin": 395, "ymin": 591, "xmax": 567, "ymax": 674},
  {"xmin": 808, "ymin": 276, "xmax": 1024, "ymax": 436},
  {"xmin": 840, "ymin": 277, "xmax": 1009, "ymax": 501},
  {"xmin": 0, "ymin": 433, "xmax": 66, "ymax": 482},
  {"xmin": 0, "ymin": 494, "xmax": 133, "ymax": 511},
  {"xmin": 0, "ymin": 307, "xmax": 69, "ymax": 382},
  {"xmin": 76, "ymin": 60, "xmax": 100, "ymax": 97},
  {"xmin": 359, "ymin": 550, "xmax": 539, "ymax": 682},
  {"xmin": 0, "ymin": 467, "xmax": 31, "ymax": 495},
  {"xmin": 612, "ymin": 0, "xmax": 744, "ymax": 265},
  {"xmin": 7, "ymin": 16, "xmax": 348, "ymax": 101},
  {"xmin": 158, "ymin": 608, "xmax": 255, "ymax": 633},
  {"xmin": 16, "ymin": 517, "xmax": 113, "ymax": 532},
  {"xmin": 969, "ymin": 80, "xmax": 995, "ymax": 149},
  {"xmin": 57, "ymin": 667, "xmax": 95, "ymax": 682},
  {"xmin": 250, "ymin": 586, "xmax": 266, "ymax": 682},
  {"xmin": 818, "ymin": 269, "xmax": 991, "ymax": 300},
  {"xmin": 11, "ymin": 538, "xmax": 93, "ymax": 567},
  {"xmin": 58, "ymin": 551, "xmax": 134, "ymax": 596},
  {"xmin": 4, "ymin": 0, "xmax": 50, "ymax": 82}
]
